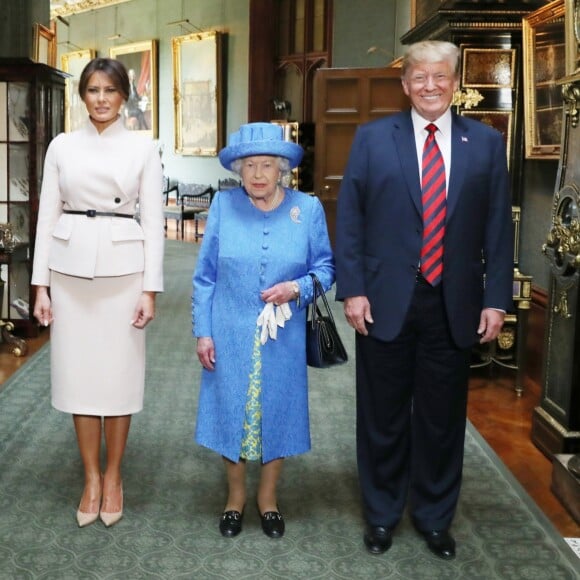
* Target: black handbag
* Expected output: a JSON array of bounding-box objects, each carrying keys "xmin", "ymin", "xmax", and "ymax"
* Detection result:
[{"xmin": 306, "ymin": 273, "xmax": 348, "ymax": 368}]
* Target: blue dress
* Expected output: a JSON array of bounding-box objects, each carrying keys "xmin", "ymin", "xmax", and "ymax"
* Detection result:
[{"xmin": 192, "ymin": 187, "xmax": 335, "ymax": 462}]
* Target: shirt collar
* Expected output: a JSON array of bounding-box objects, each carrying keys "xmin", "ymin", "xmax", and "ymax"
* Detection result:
[{"xmin": 410, "ymin": 108, "xmax": 453, "ymax": 140}]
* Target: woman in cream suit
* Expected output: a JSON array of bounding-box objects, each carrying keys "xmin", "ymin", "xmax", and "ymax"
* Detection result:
[{"xmin": 32, "ymin": 58, "xmax": 164, "ymax": 528}]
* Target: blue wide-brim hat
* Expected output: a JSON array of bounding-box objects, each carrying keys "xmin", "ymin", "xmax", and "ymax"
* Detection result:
[{"xmin": 219, "ymin": 122, "xmax": 304, "ymax": 170}]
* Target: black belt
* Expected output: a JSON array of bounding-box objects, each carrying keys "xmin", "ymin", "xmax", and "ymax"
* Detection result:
[{"xmin": 63, "ymin": 209, "xmax": 134, "ymax": 219}]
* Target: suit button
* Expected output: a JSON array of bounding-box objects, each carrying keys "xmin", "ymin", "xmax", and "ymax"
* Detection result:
[{"xmin": 114, "ymin": 197, "xmax": 121, "ymax": 203}]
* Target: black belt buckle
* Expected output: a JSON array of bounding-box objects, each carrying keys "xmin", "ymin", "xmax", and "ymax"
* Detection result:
[{"xmin": 86, "ymin": 209, "xmax": 97, "ymax": 218}]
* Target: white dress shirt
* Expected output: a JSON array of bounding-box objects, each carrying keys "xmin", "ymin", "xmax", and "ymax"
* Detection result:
[{"xmin": 410, "ymin": 108, "xmax": 453, "ymax": 192}]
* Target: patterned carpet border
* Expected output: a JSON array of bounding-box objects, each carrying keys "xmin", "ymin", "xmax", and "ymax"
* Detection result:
[{"xmin": 0, "ymin": 240, "xmax": 578, "ymax": 579}]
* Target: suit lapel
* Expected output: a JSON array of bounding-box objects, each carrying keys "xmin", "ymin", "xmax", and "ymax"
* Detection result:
[
  {"xmin": 446, "ymin": 113, "xmax": 470, "ymax": 221},
  {"xmin": 393, "ymin": 112, "xmax": 422, "ymax": 216}
]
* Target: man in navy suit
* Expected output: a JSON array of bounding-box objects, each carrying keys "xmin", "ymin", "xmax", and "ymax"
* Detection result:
[{"xmin": 335, "ymin": 40, "xmax": 513, "ymax": 559}]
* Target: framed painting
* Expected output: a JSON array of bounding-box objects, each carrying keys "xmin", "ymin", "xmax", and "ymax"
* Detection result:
[
  {"xmin": 172, "ymin": 31, "xmax": 224, "ymax": 156},
  {"xmin": 109, "ymin": 40, "xmax": 158, "ymax": 138},
  {"xmin": 523, "ymin": 0, "xmax": 566, "ymax": 159},
  {"xmin": 61, "ymin": 49, "xmax": 96, "ymax": 132},
  {"xmin": 33, "ymin": 22, "xmax": 56, "ymax": 67},
  {"xmin": 462, "ymin": 48, "xmax": 516, "ymax": 89}
]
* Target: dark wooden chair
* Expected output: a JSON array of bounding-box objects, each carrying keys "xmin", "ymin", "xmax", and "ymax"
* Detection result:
[
  {"xmin": 163, "ymin": 181, "xmax": 214, "ymax": 240},
  {"xmin": 162, "ymin": 175, "xmax": 178, "ymax": 202}
]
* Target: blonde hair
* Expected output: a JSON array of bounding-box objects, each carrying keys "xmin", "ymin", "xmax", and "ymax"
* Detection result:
[{"xmin": 401, "ymin": 41, "xmax": 461, "ymax": 79}]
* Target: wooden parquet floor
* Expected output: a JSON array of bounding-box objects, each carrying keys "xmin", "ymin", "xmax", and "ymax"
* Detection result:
[{"xmin": 1, "ymin": 221, "xmax": 578, "ymax": 538}]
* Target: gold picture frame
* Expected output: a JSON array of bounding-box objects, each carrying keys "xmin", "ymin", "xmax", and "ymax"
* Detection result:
[
  {"xmin": 109, "ymin": 40, "xmax": 158, "ymax": 138},
  {"xmin": 565, "ymin": 0, "xmax": 580, "ymax": 75},
  {"xmin": 522, "ymin": 0, "xmax": 566, "ymax": 159},
  {"xmin": 172, "ymin": 31, "xmax": 224, "ymax": 156},
  {"xmin": 51, "ymin": 0, "xmax": 132, "ymax": 19},
  {"xmin": 33, "ymin": 22, "xmax": 56, "ymax": 67},
  {"xmin": 61, "ymin": 49, "xmax": 96, "ymax": 132}
]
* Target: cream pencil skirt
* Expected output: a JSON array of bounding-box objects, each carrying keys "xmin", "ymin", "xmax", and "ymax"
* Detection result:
[{"xmin": 49, "ymin": 271, "xmax": 146, "ymax": 416}]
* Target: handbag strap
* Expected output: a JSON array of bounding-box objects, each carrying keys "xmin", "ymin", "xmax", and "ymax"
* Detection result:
[{"xmin": 308, "ymin": 273, "xmax": 337, "ymax": 326}]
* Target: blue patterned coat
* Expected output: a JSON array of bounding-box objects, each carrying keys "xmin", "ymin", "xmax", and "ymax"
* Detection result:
[{"xmin": 193, "ymin": 187, "xmax": 335, "ymax": 462}]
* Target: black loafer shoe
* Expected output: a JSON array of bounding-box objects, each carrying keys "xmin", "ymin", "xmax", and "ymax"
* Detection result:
[
  {"xmin": 219, "ymin": 510, "xmax": 243, "ymax": 537},
  {"xmin": 260, "ymin": 509, "xmax": 285, "ymax": 538},
  {"xmin": 422, "ymin": 530, "xmax": 456, "ymax": 560},
  {"xmin": 363, "ymin": 526, "xmax": 392, "ymax": 555}
]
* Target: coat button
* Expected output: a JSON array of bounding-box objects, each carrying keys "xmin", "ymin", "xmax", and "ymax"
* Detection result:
[{"xmin": 114, "ymin": 197, "xmax": 121, "ymax": 203}]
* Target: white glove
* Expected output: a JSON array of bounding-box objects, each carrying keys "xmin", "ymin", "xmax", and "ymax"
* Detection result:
[
  {"xmin": 275, "ymin": 302, "xmax": 292, "ymax": 327},
  {"xmin": 256, "ymin": 302, "xmax": 292, "ymax": 344},
  {"xmin": 257, "ymin": 302, "xmax": 277, "ymax": 344}
]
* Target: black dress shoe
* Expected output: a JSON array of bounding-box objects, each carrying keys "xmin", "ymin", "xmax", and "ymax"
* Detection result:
[
  {"xmin": 363, "ymin": 526, "xmax": 392, "ymax": 554},
  {"xmin": 219, "ymin": 510, "xmax": 243, "ymax": 537},
  {"xmin": 422, "ymin": 530, "xmax": 456, "ymax": 560},
  {"xmin": 260, "ymin": 509, "xmax": 285, "ymax": 538}
]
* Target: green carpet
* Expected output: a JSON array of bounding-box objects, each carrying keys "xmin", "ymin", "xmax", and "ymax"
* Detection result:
[{"xmin": 0, "ymin": 240, "xmax": 577, "ymax": 579}]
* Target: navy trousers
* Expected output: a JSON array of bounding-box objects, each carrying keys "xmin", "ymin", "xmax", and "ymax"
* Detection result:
[{"xmin": 355, "ymin": 275, "xmax": 471, "ymax": 531}]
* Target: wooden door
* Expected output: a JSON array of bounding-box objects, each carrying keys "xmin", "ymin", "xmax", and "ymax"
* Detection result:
[{"xmin": 314, "ymin": 67, "xmax": 409, "ymax": 245}]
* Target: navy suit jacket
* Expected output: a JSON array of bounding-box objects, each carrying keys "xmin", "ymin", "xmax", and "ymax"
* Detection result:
[{"xmin": 335, "ymin": 110, "xmax": 514, "ymax": 349}]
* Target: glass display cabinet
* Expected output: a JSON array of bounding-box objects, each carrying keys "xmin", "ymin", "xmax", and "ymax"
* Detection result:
[{"xmin": 0, "ymin": 58, "xmax": 66, "ymax": 339}]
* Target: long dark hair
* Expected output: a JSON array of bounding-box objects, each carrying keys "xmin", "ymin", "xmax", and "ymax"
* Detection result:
[{"xmin": 78, "ymin": 57, "xmax": 130, "ymax": 101}]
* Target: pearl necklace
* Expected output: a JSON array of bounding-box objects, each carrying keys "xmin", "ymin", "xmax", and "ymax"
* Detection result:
[{"xmin": 249, "ymin": 186, "xmax": 283, "ymax": 211}]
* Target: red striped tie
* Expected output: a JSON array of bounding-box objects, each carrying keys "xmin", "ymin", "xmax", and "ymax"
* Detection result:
[{"xmin": 420, "ymin": 123, "xmax": 446, "ymax": 286}]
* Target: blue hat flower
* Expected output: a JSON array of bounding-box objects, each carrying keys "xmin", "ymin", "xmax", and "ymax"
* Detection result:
[{"xmin": 218, "ymin": 122, "xmax": 304, "ymax": 170}]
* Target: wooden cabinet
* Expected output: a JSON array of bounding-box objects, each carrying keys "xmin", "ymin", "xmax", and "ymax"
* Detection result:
[{"xmin": 0, "ymin": 58, "xmax": 66, "ymax": 337}]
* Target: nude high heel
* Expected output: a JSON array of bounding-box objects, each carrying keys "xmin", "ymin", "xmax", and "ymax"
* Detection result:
[
  {"xmin": 100, "ymin": 485, "xmax": 123, "ymax": 527},
  {"xmin": 76, "ymin": 508, "xmax": 99, "ymax": 528},
  {"xmin": 76, "ymin": 478, "xmax": 102, "ymax": 528}
]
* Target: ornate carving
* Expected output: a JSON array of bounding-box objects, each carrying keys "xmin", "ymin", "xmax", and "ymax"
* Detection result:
[
  {"xmin": 452, "ymin": 88, "xmax": 484, "ymax": 110},
  {"xmin": 0, "ymin": 224, "xmax": 15, "ymax": 253},
  {"xmin": 50, "ymin": 0, "xmax": 132, "ymax": 18},
  {"xmin": 545, "ymin": 215, "xmax": 580, "ymax": 265},
  {"xmin": 561, "ymin": 81, "xmax": 580, "ymax": 128},
  {"xmin": 0, "ymin": 320, "xmax": 28, "ymax": 357},
  {"xmin": 543, "ymin": 185, "xmax": 580, "ymax": 319},
  {"xmin": 497, "ymin": 326, "xmax": 516, "ymax": 350},
  {"xmin": 554, "ymin": 289, "xmax": 572, "ymax": 318}
]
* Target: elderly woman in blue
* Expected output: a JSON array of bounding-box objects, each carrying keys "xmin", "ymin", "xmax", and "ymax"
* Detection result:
[{"xmin": 193, "ymin": 123, "xmax": 335, "ymax": 539}]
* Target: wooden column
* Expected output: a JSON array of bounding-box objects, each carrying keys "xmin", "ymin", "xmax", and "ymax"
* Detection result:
[{"xmin": 248, "ymin": 0, "xmax": 277, "ymax": 122}]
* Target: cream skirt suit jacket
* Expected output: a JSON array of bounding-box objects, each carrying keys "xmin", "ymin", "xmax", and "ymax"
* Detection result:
[{"xmin": 31, "ymin": 118, "xmax": 164, "ymax": 416}]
